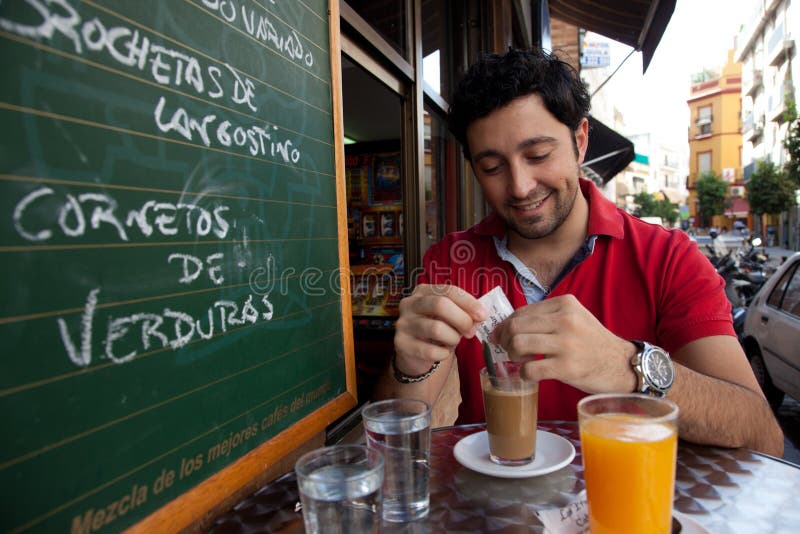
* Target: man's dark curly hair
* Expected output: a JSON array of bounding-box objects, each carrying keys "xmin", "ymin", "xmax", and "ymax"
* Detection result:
[{"xmin": 448, "ymin": 48, "xmax": 591, "ymax": 160}]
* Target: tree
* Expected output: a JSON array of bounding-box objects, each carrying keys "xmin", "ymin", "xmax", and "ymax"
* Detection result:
[
  {"xmin": 656, "ymin": 199, "xmax": 680, "ymax": 227},
  {"xmin": 695, "ymin": 171, "xmax": 727, "ymax": 227},
  {"xmin": 747, "ymin": 159, "xmax": 796, "ymax": 217},
  {"xmin": 784, "ymin": 98, "xmax": 800, "ymax": 188},
  {"xmin": 632, "ymin": 192, "xmax": 658, "ymax": 217},
  {"xmin": 633, "ymin": 192, "xmax": 679, "ymax": 226}
]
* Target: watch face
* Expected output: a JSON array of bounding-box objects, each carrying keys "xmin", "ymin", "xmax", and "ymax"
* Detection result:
[{"xmin": 642, "ymin": 348, "xmax": 674, "ymax": 390}]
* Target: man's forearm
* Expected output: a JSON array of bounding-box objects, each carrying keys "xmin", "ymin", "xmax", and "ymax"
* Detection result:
[{"xmin": 670, "ymin": 363, "xmax": 784, "ymax": 457}]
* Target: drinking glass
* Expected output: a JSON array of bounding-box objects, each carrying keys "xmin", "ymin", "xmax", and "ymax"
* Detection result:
[
  {"xmin": 480, "ymin": 363, "xmax": 539, "ymax": 465},
  {"xmin": 578, "ymin": 393, "xmax": 679, "ymax": 534},
  {"xmin": 295, "ymin": 444, "xmax": 384, "ymax": 533},
  {"xmin": 362, "ymin": 398, "xmax": 431, "ymax": 522}
]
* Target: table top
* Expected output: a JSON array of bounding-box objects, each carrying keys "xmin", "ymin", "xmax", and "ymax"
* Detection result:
[{"xmin": 209, "ymin": 422, "xmax": 800, "ymax": 533}]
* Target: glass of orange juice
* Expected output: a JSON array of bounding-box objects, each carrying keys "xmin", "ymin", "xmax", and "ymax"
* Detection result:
[{"xmin": 578, "ymin": 393, "xmax": 679, "ymax": 534}]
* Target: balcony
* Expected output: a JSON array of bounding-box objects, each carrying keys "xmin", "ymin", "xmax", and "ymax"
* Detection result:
[
  {"xmin": 768, "ymin": 84, "xmax": 787, "ymax": 122},
  {"xmin": 694, "ymin": 113, "xmax": 712, "ymax": 138},
  {"xmin": 735, "ymin": 2, "xmax": 766, "ymax": 60},
  {"xmin": 742, "ymin": 112, "xmax": 764, "ymax": 142},
  {"xmin": 694, "ymin": 123, "xmax": 712, "ymax": 138},
  {"xmin": 767, "ymin": 22, "xmax": 794, "ymax": 66},
  {"xmin": 743, "ymin": 161, "xmax": 755, "ymax": 183},
  {"xmin": 743, "ymin": 71, "xmax": 763, "ymax": 97},
  {"xmin": 741, "ymin": 112, "xmax": 753, "ymax": 133}
]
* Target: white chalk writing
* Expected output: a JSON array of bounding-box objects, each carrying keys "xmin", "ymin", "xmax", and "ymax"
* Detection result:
[
  {"xmin": 153, "ymin": 96, "xmax": 299, "ymax": 161},
  {"xmin": 169, "ymin": 252, "xmax": 225, "ymax": 285},
  {"xmin": 13, "ymin": 187, "xmax": 231, "ymax": 242},
  {"xmin": 201, "ymin": 0, "xmax": 314, "ymax": 67},
  {"xmin": 0, "ymin": 0, "xmax": 259, "ymax": 112},
  {"xmin": 0, "ymin": 0, "xmax": 308, "ymax": 163},
  {"xmin": 58, "ymin": 288, "xmax": 100, "ymax": 367},
  {"xmin": 58, "ymin": 287, "xmax": 274, "ymax": 367}
]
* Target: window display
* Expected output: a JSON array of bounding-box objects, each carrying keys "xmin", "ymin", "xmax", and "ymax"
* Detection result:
[{"xmin": 346, "ymin": 148, "xmax": 404, "ymax": 325}]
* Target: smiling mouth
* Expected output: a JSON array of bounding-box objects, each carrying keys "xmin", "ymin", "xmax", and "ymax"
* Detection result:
[{"xmin": 509, "ymin": 192, "xmax": 551, "ymax": 211}]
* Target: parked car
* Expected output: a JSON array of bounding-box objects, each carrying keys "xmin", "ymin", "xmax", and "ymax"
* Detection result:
[{"xmin": 740, "ymin": 252, "xmax": 800, "ymax": 410}]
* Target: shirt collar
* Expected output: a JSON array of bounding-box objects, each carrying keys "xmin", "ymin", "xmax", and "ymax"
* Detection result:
[{"xmin": 471, "ymin": 178, "xmax": 625, "ymax": 240}]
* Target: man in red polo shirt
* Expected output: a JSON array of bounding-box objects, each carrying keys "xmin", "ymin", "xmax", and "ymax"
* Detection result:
[{"xmin": 374, "ymin": 48, "xmax": 783, "ymax": 456}]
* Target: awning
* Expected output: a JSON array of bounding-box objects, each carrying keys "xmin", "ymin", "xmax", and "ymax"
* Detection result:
[
  {"xmin": 661, "ymin": 188, "xmax": 684, "ymax": 204},
  {"xmin": 581, "ymin": 115, "xmax": 634, "ymax": 184},
  {"xmin": 725, "ymin": 198, "xmax": 750, "ymax": 218},
  {"xmin": 548, "ymin": 0, "xmax": 677, "ymax": 72}
]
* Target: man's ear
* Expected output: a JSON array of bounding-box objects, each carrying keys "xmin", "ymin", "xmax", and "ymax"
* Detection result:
[{"xmin": 575, "ymin": 118, "xmax": 589, "ymax": 164}]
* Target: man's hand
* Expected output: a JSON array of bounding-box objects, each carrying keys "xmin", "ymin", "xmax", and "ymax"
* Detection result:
[
  {"xmin": 491, "ymin": 294, "xmax": 637, "ymax": 393},
  {"xmin": 393, "ymin": 284, "xmax": 488, "ymax": 376}
]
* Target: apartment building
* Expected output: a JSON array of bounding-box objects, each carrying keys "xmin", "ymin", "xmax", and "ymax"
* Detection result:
[
  {"xmin": 736, "ymin": 0, "xmax": 799, "ymax": 248},
  {"xmin": 686, "ymin": 50, "xmax": 745, "ymax": 230}
]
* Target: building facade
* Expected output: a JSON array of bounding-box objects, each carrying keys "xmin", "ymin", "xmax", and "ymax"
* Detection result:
[
  {"xmin": 736, "ymin": 0, "xmax": 799, "ymax": 248},
  {"xmin": 687, "ymin": 50, "xmax": 745, "ymax": 230}
]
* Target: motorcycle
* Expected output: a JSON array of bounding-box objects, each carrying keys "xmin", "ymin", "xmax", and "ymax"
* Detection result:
[
  {"xmin": 717, "ymin": 236, "xmax": 770, "ymax": 309},
  {"xmin": 704, "ymin": 228, "xmax": 725, "ymax": 266}
]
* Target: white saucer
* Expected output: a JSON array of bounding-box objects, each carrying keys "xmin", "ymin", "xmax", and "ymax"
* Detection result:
[
  {"xmin": 453, "ymin": 430, "xmax": 575, "ymax": 478},
  {"xmin": 673, "ymin": 511, "xmax": 711, "ymax": 534}
]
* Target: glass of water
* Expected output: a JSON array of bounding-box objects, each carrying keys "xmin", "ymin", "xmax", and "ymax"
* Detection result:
[
  {"xmin": 362, "ymin": 398, "xmax": 431, "ymax": 522},
  {"xmin": 295, "ymin": 444, "xmax": 384, "ymax": 534}
]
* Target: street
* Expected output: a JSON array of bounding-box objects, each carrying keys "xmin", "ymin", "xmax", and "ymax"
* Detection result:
[
  {"xmin": 695, "ymin": 232, "xmax": 800, "ymax": 464},
  {"xmin": 777, "ymin": 396, "xmax": 800, "ymax": 465}
]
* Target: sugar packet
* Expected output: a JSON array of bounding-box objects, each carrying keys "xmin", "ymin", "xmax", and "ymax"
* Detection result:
[
  {"xmin": 535, "ymin": 491, "xmax": 589, "ymax": 534},
  {"xmin": 476, "ymin": 286, "xmax": 514, "ymax": 363}
]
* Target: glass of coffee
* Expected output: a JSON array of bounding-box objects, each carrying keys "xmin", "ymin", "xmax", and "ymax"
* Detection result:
[{"xmin": 480, "ymin": 362, "xmax": 539, "ymax": 465}]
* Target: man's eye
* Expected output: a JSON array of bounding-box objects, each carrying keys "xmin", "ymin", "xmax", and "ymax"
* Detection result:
[
  {"xmin": 527, "ymin": 153, "xmax": 548, "ymax": 162},
  {"xmin": 481, "ymin": 163, "xmax": 503, "ymax": 174}
]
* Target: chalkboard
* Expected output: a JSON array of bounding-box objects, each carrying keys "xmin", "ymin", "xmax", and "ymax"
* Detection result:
[{"xmin": 0, "ymin": 1, "xmax": 355, "ymax": 532}]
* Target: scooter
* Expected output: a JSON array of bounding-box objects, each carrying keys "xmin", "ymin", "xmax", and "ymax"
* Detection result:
[{"xmin": 716, "ymin": 236, "xmax": 769, "ymax": 308}]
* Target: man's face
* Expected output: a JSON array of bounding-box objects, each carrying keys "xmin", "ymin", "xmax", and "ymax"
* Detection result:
[{"xmin": 466, "ymin": 93, "xmax": 588, "ymax": 240}]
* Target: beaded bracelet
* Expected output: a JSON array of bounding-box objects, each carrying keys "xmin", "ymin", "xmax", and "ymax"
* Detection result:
[{"xmin": 391, "ymin": 354, "xmax": 441, "ymax": 384}]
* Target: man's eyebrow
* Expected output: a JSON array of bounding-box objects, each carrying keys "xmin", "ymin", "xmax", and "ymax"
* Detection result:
[
  {"xmin": 472, "ymin": 136, "xmax": 557, "ymax": 162},
  {"xmin": 517, "ymin": 136, "xmax": 558, "ymax": 151}
]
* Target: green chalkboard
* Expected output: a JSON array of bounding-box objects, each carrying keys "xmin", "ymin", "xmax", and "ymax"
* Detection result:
[{"xmin": 0, "ymin": 1, "xmax": 354, "ymax": 532}]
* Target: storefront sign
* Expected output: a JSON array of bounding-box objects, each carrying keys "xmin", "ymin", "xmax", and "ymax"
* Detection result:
[{"xmin": 581, "ymin": 40, "xmax": 611, "ymax": 68}]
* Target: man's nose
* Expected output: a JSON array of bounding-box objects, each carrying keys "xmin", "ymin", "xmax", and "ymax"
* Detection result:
[{"xmin": 507, "ymin": 161, "xmax": 537, "ymax": 199}]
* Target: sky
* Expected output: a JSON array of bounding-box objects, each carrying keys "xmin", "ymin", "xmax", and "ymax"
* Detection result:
[{"xmin": 589, "ymin": 0, "xmax": 753, "ymax": 151}]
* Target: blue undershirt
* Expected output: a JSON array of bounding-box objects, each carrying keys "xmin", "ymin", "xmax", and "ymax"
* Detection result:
[{"xmin": 492, "ymin": 235, "xmax": 598, "ymax": 303}]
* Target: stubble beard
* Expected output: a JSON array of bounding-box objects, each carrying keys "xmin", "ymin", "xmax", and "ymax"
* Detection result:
[{"xmin": 502, "ymin": 174, "xmax": 580, "ymax": 240}]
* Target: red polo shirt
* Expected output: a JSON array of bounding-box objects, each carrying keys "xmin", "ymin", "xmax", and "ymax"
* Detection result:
[{"xmin": 418, "ymin": 179, "xmax": 733, "ymax": 423}]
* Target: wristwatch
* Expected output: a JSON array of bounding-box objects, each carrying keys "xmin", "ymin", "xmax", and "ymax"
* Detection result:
[{"xmin": 630, "ymin": 341, "xmax": 674, "ymax": 398}]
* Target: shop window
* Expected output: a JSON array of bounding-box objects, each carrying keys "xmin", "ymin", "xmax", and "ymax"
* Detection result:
[
  {"xmin": 341, "ymin": 54, "xmax": 404, "ymax": 401},
  {"xmin": 342, "ymin": 56, "xmax": 403, "ymax": 328},
  {"xmin": 345, "ymin": 0, "xmax": 408, "ymax": 59}
]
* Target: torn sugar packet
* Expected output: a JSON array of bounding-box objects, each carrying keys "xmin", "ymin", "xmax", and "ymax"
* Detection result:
[
  {"xmin": 535, "ymin": 491, "xmax": 589, "ymax": 534},
  {"xmin": 476, "ymin": 286, "xmax": 514, "ymax": 362}
]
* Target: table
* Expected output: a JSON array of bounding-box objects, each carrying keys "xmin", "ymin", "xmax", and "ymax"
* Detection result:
[{"xmin": 209, "ymin": 422, "xmax": 800, "ymax": 533}]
